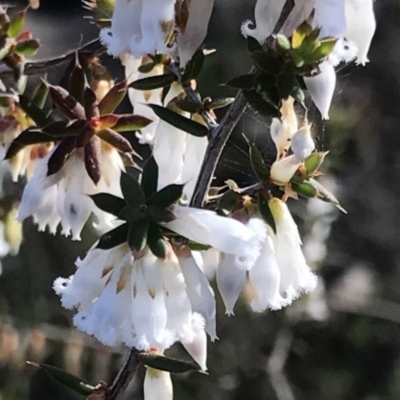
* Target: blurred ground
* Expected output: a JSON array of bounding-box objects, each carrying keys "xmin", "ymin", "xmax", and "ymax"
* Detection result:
[{"xmin": 1, "ymin": 0, "xmax": 400, "ymax": 400}]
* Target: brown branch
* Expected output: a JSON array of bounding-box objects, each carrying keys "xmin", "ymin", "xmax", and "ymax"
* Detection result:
[
  {"xmin": 189, "ymin": 0, "xmax": 295, "ymax": 208},
  {"xmin": 107, "ymin": 348, "xmax": 140, "ymax": 400},
  {"xmin": 0, "ymin": 38, "xmax": 104, "ymax": 79}
]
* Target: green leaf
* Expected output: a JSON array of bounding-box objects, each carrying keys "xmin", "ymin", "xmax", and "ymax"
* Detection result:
[
  {"xmin": 138, "ymin": 61, "xmax": 156, "ymax": 74},
  {"xmin": 256, "ymin": 73, "xmax": 280, "ymax": 106},
  {"xmin": 145, "ymin": 206, "xmax": 177, "ymax": 223},
  {"xmin": 303, "ymin": 152, "xmax": 326, "ymax": 176},
  {"xmin": 90, "ymin": 193, "xmax": 126, "ymax": 216},
  {"xmin": 147, "ymin": 104, "xmax": 208, "ymax": 137},
  {"xmin": 218, "ymin": 189, "xmax": 238, "ymax": 211},
  {"xmin": 291, "ymin": 181, "xmax": 318, "ymax": 198},
  {"xmin": 251, "ymin": 51, "xmax": 284, "ymax": 75},
  {"xmin": 291, "ymin": 21, "xmax": 312, "ymax": 49},
  {"xmin": 187, "ymin": 241, "xmax": 212, "ymax": 252},
  {"xmin": 147, "ymin": 223, "xmax": 168, "ymax": 258},
  {"xmin": 120, "ymin": 172, "xmax": 146, "ymax": 206},
  {"xmin": 118, "ymin": 205, "xmax": 147, "ymax": 222},
  {"xmin": 147, "ymin": 184, "xmax": 184, "ymax": 207},
  {"xmin": 19, "ymin": 94, "xmax": 49, "ymax": 126},
  {"xmin": 225, "ymin": 74, "xmax": 256, "ymax": 90},
  {"xmin": 276, "ymin": 34, "xmax": 291, "ymax": 51},
  {"xmin": 141, "ymin": 156, "xmax": 159, "ymax": 200},
  {"xmin": 97, "ymin": 223, "xmax": 129, "ymax": 249},
  {"xmin": 14, "ymin": 39, "xmax": 40, "ymax": 56},
  {"xmin": 176, "ymin": 99, "xmax": 203, "ymax": 114},
  {"xmin": 32, "ymin": 81, "xmax": 49, "ymax": 109},
  {"xmin": 243, "ymin": 90, "xmax": 280, "ymax": 118},
  {"xmin": 247, "ymin": 36, "xmax": 263, "ymax": 53},
  {"xmin": 276, "ymin": 72, "xmax": 298, "ymax": 100},
  {"xmin": 98, "ymin": 80, "xmax": 127, "ymax": 115},
  {"xmin": 308, "ymin": 178, "xmax": 347, "ymax": 213},
  {"xmin": 182, "ymin": 50, "xmax": 205, "ymax": 82},
  {"xmin": 257, "ymin": 194, "xmax": 276, "ymax": 233},
  {"xmin": 307, "ymin": 37, "xmax": 338, "ymax": 62},
  {"xmin": 128, "ymin": 220, "xmax": 149, "ymax": 252},
  {"xmin": 243, "ymin": 134, "xmax": 269, "ymax": 181},
  {"xmin": 27, "ymin": 362, "xmax": 95, "ymax": 396},
  {"xmin": 7, "ymin": 10, "xmax": 25, "ymax": 38},
  {"xmin": 0, "ymin": 35, "xmax": 12, "ymax": 61},
  {"xmin": 137, "ymin": 352, "xmax": 201, "ymax": 373},
  {"xmin": 69, "ymin": 62, "xmax": 86, "ymax": 105},
  {"xmin": 129, "ymin": 74, "xmax": 175, "ymax": 90},
  {"xmin": 112, "ymin": 114, "xmax": 153, "ymax": 132}
]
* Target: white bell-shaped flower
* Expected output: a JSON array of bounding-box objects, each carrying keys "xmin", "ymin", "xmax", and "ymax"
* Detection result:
[
  {"xmin": 241, "ymin": 0, "xmax": 286, "ymax": 43},
  {"xmin": 270, "ymin": 154, "xmax": 302, "ymax": 184},
  {"xmin": 313, "ymin": 0, "xmax": 346, "ymax": 38},
  {"xmin": 290, "ymin": 124, "xmax": 315, "ymax": 160},
  {"xmin": 345, "ymin": 0, "xmax": 376, "ymax": 65},
  {"xmin": 144, "ymin": 367, "xmax": 173, "ymax": 400},
  {"xmin": 304, "ymin": 60, "xmax": 336, "ymax": 120}
]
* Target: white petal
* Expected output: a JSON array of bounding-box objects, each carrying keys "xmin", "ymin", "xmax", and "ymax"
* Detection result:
[
  {"xmin": 144, "ymin": 369, "xmax": 173, "ymax": 400},
  {"xmin": 270, "ymin": 154, "xmax": 302, "ymax": 184},
  {"xmin": 313, "ymin": 0, "xmax": 346, "ymax": 38},
  {"xmin": 290, "ymin": 124, "xmax": 315, "ymax": 160},
  {"xmin": 182, "ymin": 327, "xmax": 208, "ymax": 371}
]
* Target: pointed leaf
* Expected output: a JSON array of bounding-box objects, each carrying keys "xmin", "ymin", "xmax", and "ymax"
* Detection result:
[
  {"xmin": 225, "ymin": 74, "xmax": 256, "ymax": 90},
  {"xmin": 76, "ymin": 127, "xmax": 95, "ymax": 148},
  {"xmin": 128, "ymin": 220, "xmax": 149, "ymax": 252},
  {"xmin": 118, "ymin": 205, "xmax": 146, "ymax": 222},
  {"xmin": 111, "ymin": 114, "xmax": 152, "ymax": 132},
  {"xmin": 120, "ymin": 172, "xmax": 146, "ymax": 206},
  {"xmin": 69, "ymin": 62, "xmax": 86, "ymax": 105},
  {"xmin": 243, "ymin": 90, "xmax": 281, "ymax": 118},
  {"xmin": 84, "ymin": 137, "xmax": 102, "ymax": 185},
  {"xmin": 308, "ymin": 178, "xmax": 346, "ymax": 213},
  {"xmin": 276, "ymin": 72, "xmax": 298, "ymax": 100},
  {"xmin": 138, "ymin": 61, "xmax": 156, "ymax": 74},
  {"xmin": 257, "ymin": 195, "xmax": 276, "ymax": 233},
  {"xmin": 98, "ymin": 80, "xmax": 127, "ymax": 115},
  {"xmin": 0, "ymin": 35, "xmax": 12, "ymax": 61},
  {"xmin": 147, "ymin": 104, "xmax": 208, "ymax": 137},
  {"xmin": 303, "ymin": 152, "xmax": 326, "ymax": 176},
  {"xmin": 47, "ymin": 83, "xmax": 86, "ymax": 120},
  {"xmin": 97, "ymin": 128, "xmax": 134, "ymax": 153},
  {"xmin": 147, "ymin": 184, "xmax": 184, "ymax": 207},
  {"xmin": 176, "ymin": 99, "xmax": 202, "ymax": 114},
  {"xmin": 292, "ymin": 21, "xmax": 312, "ymax": 49},
  {"xmin": 84, "ymin": 87, "xmax": 99, "ymax": 120},
  {"xmin": 182, "ymin": 49, "xmax": 205, "ymax": 82},
  {"xmin": 90, "ymin": 193, "xmax": 126, "ymax": 216},
  {"xmin": 187, "ymin": 241, "xmax": 212, "ymax": 251},
  {"xmin": 147, "ymin": 223, "xmax": 168, "ymax": 259},
  {"xmin": 19, "ymin": 94, "xmax": 49, "ymax": 126},
  {"xmin": 141, "ymin": 156, "xmax": 159, "ymax": 200},
  {"xmin": 251, "ymin": 51, "xmax": 284, "ymax": 75},
  {"xmin": 14, "ymin": 39, "xmax": 40, "ymax": 57},
  {"xmin": 243, "ymin": 135, "xmax": 269, "ymax": 181},
  {"xmin": 129, "ymin": 74, "xmax": 175, "ymax": 91},
  {"xmin": 137, "ymin": 352, "xmax": 201, "ymax": 373},
  {"xmin": 145, "ymin": 206, "xmax": 176, "ymax": 223},
  {"xmin": 7, "ymin": 10, "xmax": 25, "ymax": 38},
  {"xmin": 32, "ymin": 81, "xmax": 49, "ymax": 109},
  {"xmin": 47, "ymin": 137, "xmax": 76, "ymax": 176},
  {"xmin": 291, "ymin": 181, "xmax": 318, "ymax": 197},
  {"xmin": 98, "ymin": 114, "xmax": 119, "ymax": 130},
  {"xmin": 26, "ymin": 362, "xmax": 95, "ymax": 396},
  {"xmin": 208, "ymin": 97, "xmax": 235, "ymax": 110},
  {"xmin": 97, "ymin": 223, "xmax": 129, "ymax": 249}
]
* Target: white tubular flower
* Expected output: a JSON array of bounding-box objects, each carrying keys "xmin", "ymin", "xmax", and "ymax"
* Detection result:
[
  {"xmin": 345, "ymin": 0, "xmax": 376, "ymax": 65},
  {"xmin": 100, "ymin": 0, "xmax": 175, "ymax": 58},
  {"xmin": 54, "ymin": 244, "xmax": 206, "ymax": 351},
  {"xmin": 290, "ymin": 124, "xmax": 315, "ymax": 160},
  {"xmin": 177, "ymin": 0, "xmax": 214, "ymax": 67},
  {"xmin": 153, "ymin": 119, "xmax": 187, "ymax": 191},
  {"xmin": 269, "ymin": 198, "xmax": 318, "ymax": 297},
  {"xmin": 304, "ymin": 60, "xmax": 336, "ymax": 120},
  {"xmin": 313, "ymin": 0, "xmax": 346, "ymax": 38},
  {"xmin": 241, "ymin": 0, "xmax": 286, "ymax": 43},
  {"xmin": 270, "ymin": 154, "xmax": 302, "ymax": 184},
  {"xmin": 144, "ymin": 368, "xmax": 173, "ymax": 400},
  {"xmin": 182, "ymin": 326, "xmax": 208, "ymax": 372},
  {"xmin": 164, "ymin": 206, "xmax": 258, "ymax": 256},
  {"xmin": 19, "ymin": 146, "xmax": 123, "ymax": 240}
]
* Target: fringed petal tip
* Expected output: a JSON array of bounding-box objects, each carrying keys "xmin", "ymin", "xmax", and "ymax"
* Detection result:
[{"xmin": 53, "ymin": 277, "xmax": 72, "ymax": 295}]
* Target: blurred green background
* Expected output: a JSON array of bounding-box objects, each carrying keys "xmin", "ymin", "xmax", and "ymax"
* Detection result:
[{"xmin": 1, "ymin": 0, "xmax": 400, "ymax": 399}]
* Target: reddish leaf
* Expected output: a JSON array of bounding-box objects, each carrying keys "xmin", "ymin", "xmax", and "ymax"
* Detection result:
[
  {"xmin": 47, "ymin": 83, "xmax": 86, "ymax": 120},
  {"xmin": 98, "ymin": 80, "xmax": 127, "ymax": 115},
  {"xmin": 98, "ymin": 114, "xmax": 119, "ymax": 130},
  {"xmin": 47, "ymin": 137, "xmax": 77, "ymax": 176},
  {"xmin": 97, "ymin": 128, "xmax": 135, "ymax": 154},
  {"xmin": 84, "ymin": 137, "xmax": 102, "ymax": 185},
  {"xmin": 112, "ymin": 114, "xmax": 153, "ymax": 132}
]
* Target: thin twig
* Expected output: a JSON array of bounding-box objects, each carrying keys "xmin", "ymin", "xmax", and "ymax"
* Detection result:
[
  {"xmin": 189, "ymin": 0, "xmax": 295, "ymax": 208},
  {"xmin": 0, "ymin": 38, "xmax": 104, "ymax": 79},
  {"xmin": 107, "ymin": 348, "xmax": 140, "ymax": 400}
]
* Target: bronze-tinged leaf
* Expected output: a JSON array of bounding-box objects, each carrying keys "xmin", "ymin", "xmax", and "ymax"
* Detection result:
[
  {"xmin": 84, "ymin": 87, "xmax": 99, "ymax": 120},
  {"xmin": 98, "ymin": 80, "xmax": 127, "ymax": 115},
  {"xmin": 76, "ymin": 126, "xmax": 95, "ymax": 148},
  {"xmin": 47, "ymin": 137, "xmax": 76, "ymax": 176},
  {"xmin": 16, "ymin": 30, "xmax": 32, "ymax": 42},
  {"xmin": 147, "ymin": 104, "xmax": 208, "ymax": 137},
  {"xmin": 120, "ymin": 172, "xmax": 146, "ymax": 206},
  {"xmin": 98, "ymin": 114, "xmax": 119, "ymax": 130},
  {"xmin": 111, "ymin": 114, "xmax": 153, "ymax": 132},
  {"xmin": 41, "ymin": 120, "xmax": 87, "ymax": 137},
  {"xmin": 97, "ymin": 128, "xmax": 135, "ymax": 154},
  {"xmin": 14, "ymin": 39, "xmax": 40, "ymax": 57},
  {"xmin": 84, "ymin": 136, "xmax": 102, "ymax": 185},
  {"xmin": 69, "ymin": 61, "xmax": 87, "ymax": 105},
  {"xmin": 0, "ymin": 34, "xmax": 12, "ymax": 62},
  {"xmin": 26, "ymin": 362, "xmax": 95, "ymax": 397},
  {"xmin": 137, "ymin": 352, "xmax": 201, "ymax": 373},
  {"xmin": 129, "ymin": 74, "xmax": 175, "ymax": 91},
  {"xmin": 7, "ymin": 10, "xmax": 26, "ymax": 39},
  {"xmin": 90, "ymin": 193, "xmax": 126, "ymax": 216},
  {"xmin": 128, "ymin": 220, "xmax": 149, "ymax": 252},
  {"xmin": 5, "ymin": 129, "xmax": 54, "ymax": 159},
  {"xmin": 97, "ymin": 223, "xmax": 129, "ymax": 250},
  {"xmin": 147, "ymin": 223, "xmax": 168, "ymax": 259},
  {"xmin": 47, "ymin": 83, "xmax": 86, "ymax": 120},
  {"xmin": 147, "ymin": 184, "xmax": 184, "ymax": 207}
]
